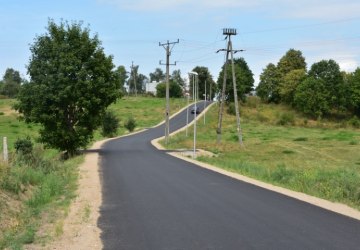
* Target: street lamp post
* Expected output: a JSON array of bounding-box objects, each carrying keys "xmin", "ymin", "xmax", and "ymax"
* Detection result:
[{"xmin": 189, "ymin": 71, "xmax": 198, "ymax": 158}]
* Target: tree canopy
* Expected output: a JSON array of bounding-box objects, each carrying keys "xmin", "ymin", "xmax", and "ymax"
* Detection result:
[
  {"xmin": 149, "ymin": 68, "xmax": 165, "ymax": 83},
  {"xmin": 217, "ymin": 58, "xmax": 254, "ymax": 102},
  {"xmin": 0, "ymin": 68, "xmax": 23, "ymax": 97},
  {"xmin": 16, "ymin": 20, "xmax": 120, "ymax": 155},
  {"xmin": 191, "ymin": 66, "xmax": 216, "ymax": 100},
  {"xmin": 256, "ymin": 63, "xmax": 281, "ymax": 103}
]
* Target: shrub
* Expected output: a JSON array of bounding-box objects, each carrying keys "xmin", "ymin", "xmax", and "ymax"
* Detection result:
[
  {"xmin": 277, "ymin": 113, "xmax": 295, "ymax": 126},
  {"xmin": 14, "ymin": 137, "xmax": 33, "ymax": 155},
  {"xmin": 124, "ymin": 117, "xmax": 136, "ymax": 132},
  {"xmin": 101, "ymin": 111, "xmax": 119, "ymax": 137},
  {"xmin": 348, "ymin": 116, "xmax": 360, "ymax": 128},
  {"xmin": 227, "ymin": 103, "xmax": 236, "ymax": 116}
]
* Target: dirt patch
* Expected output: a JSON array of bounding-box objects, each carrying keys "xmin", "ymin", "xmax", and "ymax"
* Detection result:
[
  {"xmin": 25, "ymin": 139, "xmax": 112, "ymax": 250},
  {"xmin": 0, "ymin": 106, "xmax": 17, "ymax": 116}
]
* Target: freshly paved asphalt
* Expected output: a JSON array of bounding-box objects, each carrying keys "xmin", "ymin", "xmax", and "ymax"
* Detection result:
[{"xmin": 98, "ymin": 101, "xmax": 360, "ymax": 250}]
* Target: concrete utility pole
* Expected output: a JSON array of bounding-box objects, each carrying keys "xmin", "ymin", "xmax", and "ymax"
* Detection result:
[
  {"xmin": 159, "ymin": 39, "xmax": 179, "ymax": 144},
  {"xmin": 131, "ymin": 61, "xmax": 137, "ymax": 97},
  {"xmin": 216, "ymin": 28, "xmax": 244, "ymax": 145}
]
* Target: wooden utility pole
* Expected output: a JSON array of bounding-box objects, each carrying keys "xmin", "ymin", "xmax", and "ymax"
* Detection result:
[
  {"xmin": 216, "ymin": 28, "xmax": 244, "ymax": 145},
  {"xmin": 159, "ymin": 39, "xmax": 179, "ymax": 144},
  {"xmin": 131, "ymin": 61, "xmax": 137, "ymax": 97},
  {"xmin": 3, "ymin": 137, "xmax": 8, "ymax": 164}
]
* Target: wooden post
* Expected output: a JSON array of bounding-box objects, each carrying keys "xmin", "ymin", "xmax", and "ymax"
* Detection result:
[{"xmin": 3, "ymin": 137, "xmax": 8, "ymax": 164}]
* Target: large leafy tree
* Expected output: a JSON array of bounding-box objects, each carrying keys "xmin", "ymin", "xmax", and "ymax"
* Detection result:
[
  {"xmin": 149, "ymin": 67, "xmax": 165, "ymax": 82},
  {"xmin": 279, "ymin": 69, "xmax": 307, "ymax": 105},
  {"xmin": 348, "ymin": 67, "xmax": 360, "ymax": 116},
  {"xmin": 191, "ymin": 66, "xmax": 216, "ymax": 100},
  {"xmin": 308, "ymin": 59, "xmax": 345, "ymax": 110},
  {"xmin": 171, "ymin": 69, "xmax": 185, "ymax": 89},
  {"xmin": 217, "ymin": 58, "xmax": 254, "ymax": 102},
  {"xmin": 256, "ymin": 63, "xmax": 281, "ymax": 103},
  {"xmin": 114, "ymin": 65, "xmax": 128, "ymax": 94},
  {"xmin": 127, "ymin": 65, "xmax": 148, "ymax": 94},
  {"xmin": 155, "ymin": 80, "xmax": 183, "ymax": 98},
  {"xmin": 294, "ymin": 77, "xmax": 331, "ymax": 118},
  {"xmin": 277, "ymin": 49, "xmax": 306, "ymax": 76},
  {"xmin": 16, "ymin": 20, "xmax": 120, "ymax": 156},
  {"xmin": 0, "ymin": 68, "xmax": 23, "ymax": 97}
]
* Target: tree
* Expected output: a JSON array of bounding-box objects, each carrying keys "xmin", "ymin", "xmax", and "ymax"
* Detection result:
[
  {"xmin": 114, "ymin": 65, "xmax": 128, "ymax": 94},
  {"xmin": 217, "ymin": 58, "xmax": 254, "ymax": 102},
  {"xmin": 171, "ymin": 69, "xmax": 185, "ymax": 89},
  {"xmin": 308, "ymin": 59, "xmax": 345, "ymax": 110},
  {"xmin": 294, "ymin": 77, "xmax": 331, "ymax": 118},
  {"xmin": 149, "ymin": 68, "xmax": 165, "ymax": 82},
  {"xmin": 15, "ymin": 20, "xmax": 120, "ymax": 156},
  {"xmin": 277, "ymin": 49, "xmax": 306, "ymax": 76},
  {"xmin": 256, "ymin": 63, "xmax": 281, "ymax": 103},
  {"xmin": 156, "ymin": 80, "xmax": 183, "ymax": 98},
  {"xmin": 191, "ymin": 66, "xmax": 216, "ymax": 101},
  {"xmin": 279, "ymin": 69, "xmax": 307, "ymax": 105},
  {"xmin": 0, "ymin": 68, "xmax": 23, "ymax": 97},
  {"xmin": 348, "ymin": 67, "xmax": 360, "ymax": 116},
  {"xmin": 127, "ymin": 65, "xmax": 148, "ymax": 94}
]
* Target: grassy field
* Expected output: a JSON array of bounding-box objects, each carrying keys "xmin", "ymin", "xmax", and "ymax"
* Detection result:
[
  {"xmin": 164, "ymin": 97, "xmax": 360, "ymax": 210},
  {"xmin": 0, "ymin": 96, "xmax": 187, "ymax": 249}
]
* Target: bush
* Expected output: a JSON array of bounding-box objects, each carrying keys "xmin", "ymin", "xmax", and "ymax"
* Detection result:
[
  {"xmin": 348, "ymin": 116, "xmax": 360, "ymax": 128},
  {"xmin": 14, "ymin": 137, "xmax": 33, "ymax": 155},
  {"xmin": 226, "ymin": 103, "xmax": 237, "ymax": 116},
  {"xmin": 124, "ymin": 117, "xmax": 136, "ymax": 132},
  {"xmin": 277, "ymin": 113, "xmax": 295, "ymax": 126},
  {"xmin": 101, "ymin": 111, "xmax": 119, "ymax": 137}
]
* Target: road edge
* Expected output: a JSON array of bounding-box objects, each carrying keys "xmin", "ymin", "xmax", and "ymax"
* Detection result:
[{"xmin": 151, "ymin": 103, "xmax": 360, "ymax": 222}]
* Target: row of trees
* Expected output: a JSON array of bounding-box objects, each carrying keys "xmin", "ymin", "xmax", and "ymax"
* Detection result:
[{"xmin": 256, "ymin": 49, "xmax": 360, "ymax": 118}]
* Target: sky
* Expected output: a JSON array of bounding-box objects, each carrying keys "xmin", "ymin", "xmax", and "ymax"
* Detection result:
[{"xmin": 1, "ymin": 0, "xmax": 360, "ymax": 86}]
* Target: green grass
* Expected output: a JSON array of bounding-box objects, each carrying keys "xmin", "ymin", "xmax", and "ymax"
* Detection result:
[
  {"xmin": 163, "ymin": 97, "xmax": 360, "ymax": 210},
  {"xmin": 94, "ymin": 96, "xmax": 188, "ymax": 140},
  {"xmin": 0, "ymin": 96, "xmax": 188, "ymax": 249}
]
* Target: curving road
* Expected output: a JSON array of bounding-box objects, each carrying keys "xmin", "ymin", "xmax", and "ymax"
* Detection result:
[{"xmin": 98, "ymin": 101, "xmax": 360, "ymax": 250}]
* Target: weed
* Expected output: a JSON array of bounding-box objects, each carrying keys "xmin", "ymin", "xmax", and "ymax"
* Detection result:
[{"xmin": 293, "ymin": 137, "xmax": 308, "ymax": 141}]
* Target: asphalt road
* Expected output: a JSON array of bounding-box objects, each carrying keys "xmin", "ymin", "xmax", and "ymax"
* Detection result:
[{"xmin": 98, "ymin": 101, "xmax": 360, "ymax": 250}]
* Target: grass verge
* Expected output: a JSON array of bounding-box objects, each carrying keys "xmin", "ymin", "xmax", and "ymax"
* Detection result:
[{"xmin": 163, "ymin": 97, "xmax": 360, "ymax": 210}]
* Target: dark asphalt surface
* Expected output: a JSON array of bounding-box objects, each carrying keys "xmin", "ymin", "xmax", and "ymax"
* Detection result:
[{"xmin": 98, "ymin": 101, "xmax": 360, "ymax": 250}]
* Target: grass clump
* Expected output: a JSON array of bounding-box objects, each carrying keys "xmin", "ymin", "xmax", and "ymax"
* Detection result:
[{"xmin": 0, "ymin": 146, "xmax": 80, "ymax": 248}]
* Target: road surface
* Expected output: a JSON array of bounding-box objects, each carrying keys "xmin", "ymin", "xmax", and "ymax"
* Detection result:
[{"xmin": 98, "ymin": 101, "xmax": 360, "ymax": 250}]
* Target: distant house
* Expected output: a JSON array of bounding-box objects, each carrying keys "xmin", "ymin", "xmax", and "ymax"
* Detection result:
[{"xmin": 146, "ymin": 81, "xmax": 159, "ymax": 95}]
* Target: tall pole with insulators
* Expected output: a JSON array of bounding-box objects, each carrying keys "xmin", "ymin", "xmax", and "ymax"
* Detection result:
[
  {"xmin": 159, "ymin": 39, "xmax": 179, "ymax": 144},
  {"xmin": 216, "ymin": 28, "xmax": 244, "ymax": 145}
]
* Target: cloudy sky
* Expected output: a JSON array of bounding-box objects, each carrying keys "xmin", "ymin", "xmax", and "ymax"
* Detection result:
[{"xmin": 1, "ymin": 0, "xmax": 359, "ymax": 85}]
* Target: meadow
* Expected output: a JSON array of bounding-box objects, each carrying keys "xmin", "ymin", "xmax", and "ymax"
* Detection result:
[{"xmin": 164, "ymin": 97, "xmax": 360, "ymax": 210}]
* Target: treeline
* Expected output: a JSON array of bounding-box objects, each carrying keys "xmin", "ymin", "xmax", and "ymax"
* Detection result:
[{"xmin": 256, "ymin": 49, "xmax": 360, "ymax": 118}]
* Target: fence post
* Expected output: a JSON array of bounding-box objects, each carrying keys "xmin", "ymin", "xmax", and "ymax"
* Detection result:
[{"xmin": 3, "ymin": 137, "xmax": 8, "ymax": 164}]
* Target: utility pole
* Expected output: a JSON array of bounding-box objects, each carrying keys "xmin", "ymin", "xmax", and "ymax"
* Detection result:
[
  {"xmin": 131, "ymin": 61, "xmax": 137, "ymax": 97},
  {"xmin": 216, "ymin": 28, "xmax": 244, "ymax": 145},
  {"xmin": 159, "ymin": 39, "xmax": 179, "ymax": 144}
]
